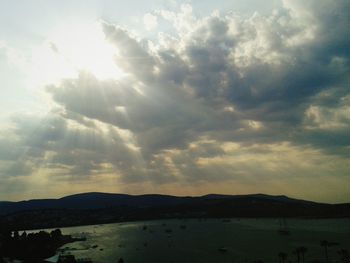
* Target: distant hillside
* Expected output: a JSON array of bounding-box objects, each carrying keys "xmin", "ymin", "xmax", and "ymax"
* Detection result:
[
  {"xmin": 0, "ymin": 193, "xmax": 190, "ymax": 215},
  {"xmin": 0, "ymin": 192, "xmax": 317, "ymax": 215},
  {"xmin": 0, "ymin": 192, "xmax": 349, "ymax": 230}
]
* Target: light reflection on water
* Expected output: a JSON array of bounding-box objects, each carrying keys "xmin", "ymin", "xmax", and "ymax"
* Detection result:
[{"xmin": 53, "ymin": 218, "xmax": 350, "ymax": 263}]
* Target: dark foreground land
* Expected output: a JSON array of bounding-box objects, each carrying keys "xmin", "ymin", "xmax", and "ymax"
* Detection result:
[
  {"xmin": 0, "ymin": 193, "xmax": 349, "ymax": 230},
  {"xmin": 0, "ymin": 228, "xmax": 84, "ymax": 262},
  {"xmin": 0, "ymin": 193, "xmax": 349, "ymax": 262}
]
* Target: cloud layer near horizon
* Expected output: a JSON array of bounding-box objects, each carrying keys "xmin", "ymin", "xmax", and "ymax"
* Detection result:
[{"xmin": 1, "ymin": 0, "xmax": 349, "ymax": 202}]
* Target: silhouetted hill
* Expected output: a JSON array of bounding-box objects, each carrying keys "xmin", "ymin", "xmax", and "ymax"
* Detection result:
[
  {"xmin": 59, "ymin": 192, "xmax": 192, "ymax": 209},
  {"xmin": 0, "ymin": 193, "xmax": 320, "ymax": 215},
  {"xmin": 202, "ymin": 193, "xmax": 318, "ymax": 204},
  {"xmin": 0, "ymin": 193, "xmax": 349, "ymax": 230},
  {"xmin": 0, "ymin": 192, "xmax": 191, "ymax": 215}
]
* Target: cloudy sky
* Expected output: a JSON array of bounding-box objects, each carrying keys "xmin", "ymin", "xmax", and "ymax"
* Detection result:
[{"xmin": 0, "ymin": 0, "xmax": 349, "ymax": 203}]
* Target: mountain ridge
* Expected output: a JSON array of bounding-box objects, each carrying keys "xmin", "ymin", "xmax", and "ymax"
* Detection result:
[
  {"xmin": 2, "ymin": 192, "xmax": 317, "ymax": 201},
  {"xmin": 0, "ymin": 192, "xmax": 340, "ymax": 216},
  {"xmin": 1, "ymin": 192, "xmax": 349, "ymax": 230},
  {"xmin": 1, "ymin": 192, "xmax": 327, "ymax": 204}
]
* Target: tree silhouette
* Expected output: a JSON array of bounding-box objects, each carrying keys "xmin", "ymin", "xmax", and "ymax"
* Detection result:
[
  {"xmin": 321, "ymin": 240, "xmax": 330, "ymax": 262},
  {"xmin": 21, "ymin": 231, "xmax": 27, "ymax": 240},
  {"xmin": 338, "ymin": 249, "xmax": 349, "ymax": 263},
  {"xmin": 50, "ymin": 229, "xmax": 62, "ymax": 241},
  {"xmin": 278, "ymin": 252, "xmax": 288, "ymax": 263},
  {"xmin": 321, "ymin": 240, "xmax": 339, "ymax": 263},
  {"xmin": 299, "ymin": 246, "xmax": 308, "ymax": 263},
  {"xmin": 13, "ymin": 231, "xmax": 19, "ymax": 241},
  {"xmin": 293, "ymin": 248, "xmax": 301, "ymax": 263}
]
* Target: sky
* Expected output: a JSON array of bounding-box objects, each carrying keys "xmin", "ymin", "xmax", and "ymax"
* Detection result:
[{"xmin": 0, "ymin": 0, "xmax": 349, "ymax": 203}]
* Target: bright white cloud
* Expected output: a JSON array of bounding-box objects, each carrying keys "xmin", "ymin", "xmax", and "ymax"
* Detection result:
[{"xmin": 143, "ymin": 13, "xmax": 158, "ymax": 31}]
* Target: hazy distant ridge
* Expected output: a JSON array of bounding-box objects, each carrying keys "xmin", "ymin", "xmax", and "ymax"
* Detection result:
[
  {"xmin": 1, "ymin": 192, "xmax": 349, "ymax": 230},
  {"xmin": 0, "ymin": 192, "xmax": 332, "ymax": 215}
]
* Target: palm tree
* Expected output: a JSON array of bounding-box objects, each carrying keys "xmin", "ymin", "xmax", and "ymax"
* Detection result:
[
  {"xmin": 299, "ymin": 246, "xmax": 308, "ymax": 263},
  {"xmin": 321, "ymin": 240, "xmax": 330, "ymax": 262},
  {"xmin": 293, "ymin": 249, "xmax": 301, "ymax": 263},
  {"xmin": 321, "ymin": 240, "xmax": 339, "ymax": 263},
  {"xmin": 338, "ymin": 248, "xmax": 349, "ymax": 263},
  {"xmin": 278, "ymin": 252, "xmax": 288, "ymax": 263}
]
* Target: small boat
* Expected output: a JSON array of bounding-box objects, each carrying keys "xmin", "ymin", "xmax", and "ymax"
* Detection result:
[
  {"xmin": 278, "ymin": 218, "xmax": 290, "ymax": 235},
  {"xmin": 44, "ymin": 254, "xmax": 59, "ymax": 263}
]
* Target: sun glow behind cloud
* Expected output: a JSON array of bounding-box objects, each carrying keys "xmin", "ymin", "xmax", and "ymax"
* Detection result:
[{"xmin": 28, "ymin": 21, "xmax": 125, "ymax": 91}]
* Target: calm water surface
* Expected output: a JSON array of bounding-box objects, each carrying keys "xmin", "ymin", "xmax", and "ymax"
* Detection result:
[{"xmin": 53, "ymin": 218, "xmax": 350, "ymax": 263}]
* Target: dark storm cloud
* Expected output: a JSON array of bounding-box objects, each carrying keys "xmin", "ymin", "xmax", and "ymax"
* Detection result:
[
  {"xmin": 2, "ymin": 162, "xmax": 33, "ymax": 177},
  {"xmin": 0, "ymin": 139, "xmax": 21, "ymax": 161},
  {"xmin": 0, "ymin": 110, "xmax": 144, "ymax": 181},
  {"xmin": 12, "ymin": 113, "xmax": 67, "ymax": 149}
]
